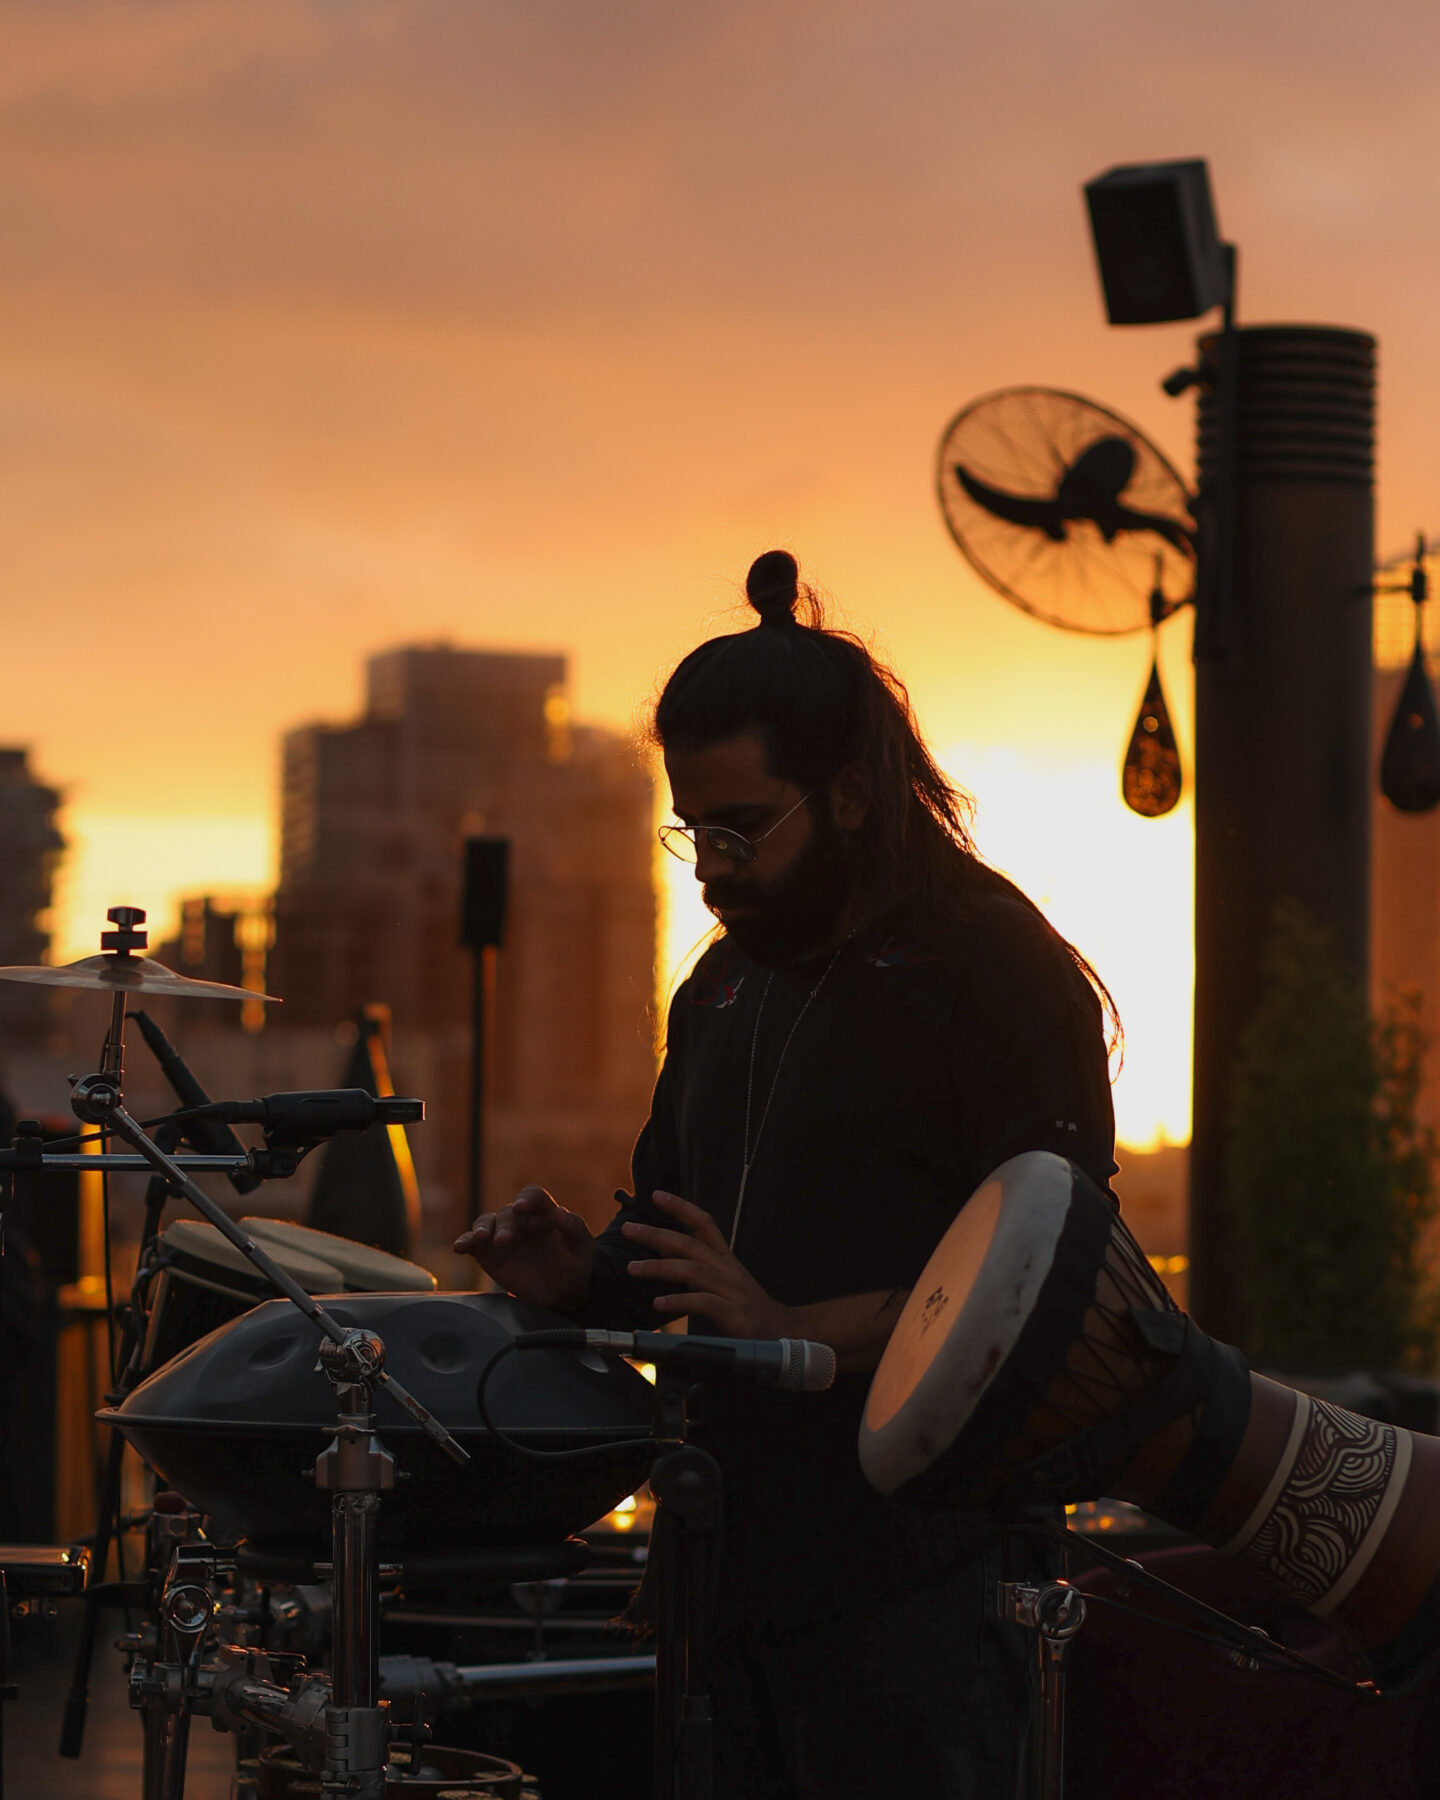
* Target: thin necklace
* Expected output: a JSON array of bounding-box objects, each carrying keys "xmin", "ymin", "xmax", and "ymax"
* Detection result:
[{"xmin": 730, "ymin": 934, "xmax": 853, "ymax": 1251}]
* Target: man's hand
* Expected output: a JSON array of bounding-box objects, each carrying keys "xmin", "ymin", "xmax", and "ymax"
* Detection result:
[
  {"xmin": 453, "ymin": 1186, "xmax": 596, "ymax": 1315},
  {"xmin": 621, "ymin": 1190, "xmax": 788, "ymax": 1338}
]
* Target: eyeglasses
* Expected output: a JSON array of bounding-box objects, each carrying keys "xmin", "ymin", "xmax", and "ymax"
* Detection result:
[{"xmin": 658, "ymin": 791, "xmax": 814, "ymax": 865}]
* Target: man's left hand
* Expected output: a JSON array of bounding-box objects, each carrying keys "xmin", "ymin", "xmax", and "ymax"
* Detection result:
[{"xmin": 622, "ymin": 1190, "xmax": 788, "ymax": 1338}]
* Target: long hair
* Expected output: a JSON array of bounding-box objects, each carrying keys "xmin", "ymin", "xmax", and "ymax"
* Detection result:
[{"xmin": 653, "ymin": 550, "xmax": 1120, "ymax": 1048}]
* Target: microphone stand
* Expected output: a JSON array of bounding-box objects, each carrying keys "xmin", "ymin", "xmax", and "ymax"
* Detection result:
[{"xmin": 646, "ymin": 1372, "xmax": 722, "ymax": 1800}]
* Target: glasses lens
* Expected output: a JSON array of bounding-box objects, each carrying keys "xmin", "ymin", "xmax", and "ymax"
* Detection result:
[
  {"xmin": 705, "ymin": 829, "xmax": 755, "ymax": 864},
  {"xmin": 658, "ymin": 826, "xmax": 698, "ymax": 863}
]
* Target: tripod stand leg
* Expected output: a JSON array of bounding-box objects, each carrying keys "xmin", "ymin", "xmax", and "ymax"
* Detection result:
[{"xmin": 59, "ymin": 1422, "xmax": 127, "ymax": 1757}]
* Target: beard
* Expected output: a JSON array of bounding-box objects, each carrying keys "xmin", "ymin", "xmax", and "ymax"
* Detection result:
[{"xmin": 703, "ymin": 815, "xmax": 855, "ymax": 966}]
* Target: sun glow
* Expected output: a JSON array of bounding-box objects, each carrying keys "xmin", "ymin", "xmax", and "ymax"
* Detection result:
[
  {"xmin": 58, "ymin": 752, "xmax": 1193, "ymax": 1149},
  {"xmin": 658, "ymin": 747, "xmax": 1193, "ymax": 1150},
  {"xmin": 51, "ymin": 812, "xmax": 274, "ymax": 966}
]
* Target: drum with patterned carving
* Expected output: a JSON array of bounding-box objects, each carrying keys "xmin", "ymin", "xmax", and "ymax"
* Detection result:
[{"xmin": 859, "ymin": 1152, "xmax": 1440, "ymax": 1690}]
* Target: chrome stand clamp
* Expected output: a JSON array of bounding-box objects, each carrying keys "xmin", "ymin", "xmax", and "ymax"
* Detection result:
[{"xmin": 998, "ymin": 1580, "xmax": 1087, "ymax": 1800}]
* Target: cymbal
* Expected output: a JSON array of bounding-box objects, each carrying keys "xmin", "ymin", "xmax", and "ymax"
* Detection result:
[{"xmin": 0, "ymin": 953, "xmax": 278, "ymax": 1003}]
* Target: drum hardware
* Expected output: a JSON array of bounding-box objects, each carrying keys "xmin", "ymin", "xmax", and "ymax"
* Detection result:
[
  {"xmin": 1, "ymin": 909, "xmax": 489, "ymax": 1798},
  {"xmin": 377, "ymin": 1651, "xmax": 657, "ymax": 1709},
  {"xmin": 1022, "ymin": 1519, "xmax": 1370, "ymax": 1694},
  {"xmin": 997, "ymin": 1577, "xmax": 1086, "ymax": 1800},
  {"xmin": 46, "ymin": 1143, "xmax": 440, "ymax": 1766},
  {"xmin": 133, "ymin": 1539, "xmax": 224, "ymax": 1800},
  {"xmin": 990, "ymin": 1517, "xmax": 1379, "ymax": 1799}
]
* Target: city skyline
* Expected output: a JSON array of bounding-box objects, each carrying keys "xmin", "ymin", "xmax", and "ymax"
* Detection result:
[
  {"xmin": 21, "ymin": 622, "xmax": 1197, "ymax": 1149},
  {"xmin": 7, "ymin": 0, "xmax": 1440, "ymax": 1148}
]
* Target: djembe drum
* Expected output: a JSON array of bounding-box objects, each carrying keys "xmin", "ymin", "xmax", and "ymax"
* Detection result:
[{"xmin": 859, "ymin": 1152, "xmax": 1440, "ymax": 1690}]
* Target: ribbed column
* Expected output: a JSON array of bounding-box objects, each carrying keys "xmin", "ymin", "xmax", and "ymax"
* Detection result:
[{"xmin": 1188, "ymin": 326, "xmax": 1375, "ymax": 1342}]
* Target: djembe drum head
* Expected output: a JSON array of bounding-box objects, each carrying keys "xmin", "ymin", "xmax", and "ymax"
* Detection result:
[{"xmin": 242, "ymin": 1218, "xmax": 436, "ymax": 1293}]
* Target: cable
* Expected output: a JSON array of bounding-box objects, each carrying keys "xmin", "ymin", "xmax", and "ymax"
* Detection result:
[{"xmin": 475, "ymin": 1334, "xmax": 658, "ymax": 1465}]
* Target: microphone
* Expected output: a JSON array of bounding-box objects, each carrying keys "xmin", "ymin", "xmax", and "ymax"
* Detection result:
[
  {"xmin": 524, "ymin": 1328, "xmax": 837, "ymax": 1394},
  {"xmin": 133, "ymin": 1011, "xmax": 261, "ymax": 1195},
  {"xmin": 184, "ymin": 1090, "xmax": 425, "ymax": 1135}
]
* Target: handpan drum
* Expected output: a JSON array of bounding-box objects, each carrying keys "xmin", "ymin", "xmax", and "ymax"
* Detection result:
[
  {"xmin": 103, "ymin": 1291, "xmax": 656, "ymax": 1547},
  {"xmin": 860, "ymin": 1152, "xmax": 1440, "ymax": 1689}
]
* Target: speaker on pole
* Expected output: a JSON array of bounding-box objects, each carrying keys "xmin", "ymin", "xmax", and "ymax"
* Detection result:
[
  {"xmin": 460, "ymin": 837, "xmax": 510, "ymax": 1237},
  {"xmin": 461, "ymin": 838, "xmax": 510, "ymax": 950},
  {"xmin": 1084, "ymin": 160, "xmax": 1229, "ymax": 326}
]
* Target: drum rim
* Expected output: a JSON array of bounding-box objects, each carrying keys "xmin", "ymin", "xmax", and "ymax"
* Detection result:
[
  {"xmin": 241, "ymin": 1216, "xmax": 436, "ymax": 1292},
  {"xmin": 156, "ymin": 1217, "xmax": 344, "ymax": 1291}
]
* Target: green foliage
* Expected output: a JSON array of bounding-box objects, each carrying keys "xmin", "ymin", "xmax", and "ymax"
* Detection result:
[{"xmin": 1228, "ymin": 900, "xmax": 1438, "ymax": 1372}]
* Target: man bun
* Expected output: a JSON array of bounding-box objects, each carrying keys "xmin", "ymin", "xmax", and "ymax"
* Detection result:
[{"xmin": 746, "ymin": 550, "xmax": 801, "ymax": 627}]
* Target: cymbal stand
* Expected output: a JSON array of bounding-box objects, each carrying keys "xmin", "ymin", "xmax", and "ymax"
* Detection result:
[
  {"xmin": 647, "ymin": 1373, "xmax": 721, "ymax": 1800},
  {"xmin": 63, "ymin": 1057, "xmax": 468, "ymax": 1799},
  {"xmin": 59, "ymin": 941, "xmax": 157, "ymax": 1761}
]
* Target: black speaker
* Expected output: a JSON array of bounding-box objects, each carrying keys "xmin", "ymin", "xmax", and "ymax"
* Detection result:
[
  {"xmin": 1084, "ymin": 160, "xmax": 1228, "ymax": 325},
  {"xmin": 460, "ymin": 837, "xmax": 510, "ymax": 949}
]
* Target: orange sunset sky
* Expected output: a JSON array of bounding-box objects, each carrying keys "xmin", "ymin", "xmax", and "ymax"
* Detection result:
[{"xmin": 2, "ymin": 0, "xmax": 1437, "ymax": 1147}]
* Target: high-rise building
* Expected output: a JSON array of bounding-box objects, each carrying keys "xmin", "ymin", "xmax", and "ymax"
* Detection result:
[
  {"xmin": 0, "ymin": 748, "xmax": 65, "ymax": 1054},
  {"xmin": 268, "ymin": 645, "xmax": 658, "ymax": 1243}
]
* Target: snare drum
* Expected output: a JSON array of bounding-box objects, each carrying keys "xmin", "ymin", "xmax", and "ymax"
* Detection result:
[
  {"xmin": 139, "ymin": 1219, "xmax": 343, "ymax": 1374},
  {"xmin": 860, "ymin": 1152, "xmax": 1440, "ymax": 1688}
]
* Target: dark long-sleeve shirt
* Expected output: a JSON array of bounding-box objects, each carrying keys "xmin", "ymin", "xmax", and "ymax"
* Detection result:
[{"xmin": 588, "ymin": 889, "xmax": 1117, "ymax": 1628}]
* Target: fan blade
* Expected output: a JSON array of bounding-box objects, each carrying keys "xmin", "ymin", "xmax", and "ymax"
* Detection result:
[
  {"xmin": 954, "ymin": 465, "xmax": 1068, "ymax": 542},
  {"xmin": 1106, "ymin": 505, "xmax": 1196, "ymax": 555}
]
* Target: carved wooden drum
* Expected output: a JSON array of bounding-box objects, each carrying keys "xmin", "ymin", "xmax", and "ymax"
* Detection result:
[{"xmin": 859, "ymin": 1152, "xmax": 1440, "ymax": 1689}]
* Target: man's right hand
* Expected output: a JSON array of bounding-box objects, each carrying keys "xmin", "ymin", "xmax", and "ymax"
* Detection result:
[{"xmin": 453, "ymin": 1185, "xmax": 597, "ymax": 1315}]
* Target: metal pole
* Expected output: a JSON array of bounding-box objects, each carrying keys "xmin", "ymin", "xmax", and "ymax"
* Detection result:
[
  {"xmin": 332, "ymin": 1494, "xmax": 381, "ymax": 1708},
  {"xmin": 998, "ymin": 1577, "xmax": 1085, "ymax": 1800},
  {"xmin": 315, "ymin": 1373, "xmax": 394, "ymax": 1800},
  {"xmin": 466, "ymin": 946, "xmax": 486, "ymax": 1227},
  {"xmin": 1188, "ymin": 325, "xmax": 1376, "ymax": 1341}
]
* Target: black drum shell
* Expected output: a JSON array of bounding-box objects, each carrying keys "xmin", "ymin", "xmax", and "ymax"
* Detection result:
[
  {"xmin": 141, "ymin": 1265, "xmax": 281, "ymax": 1374},
  {"xmin": 102, "ymin": 1292, "xmax": 655, "ymax": 1547}
]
